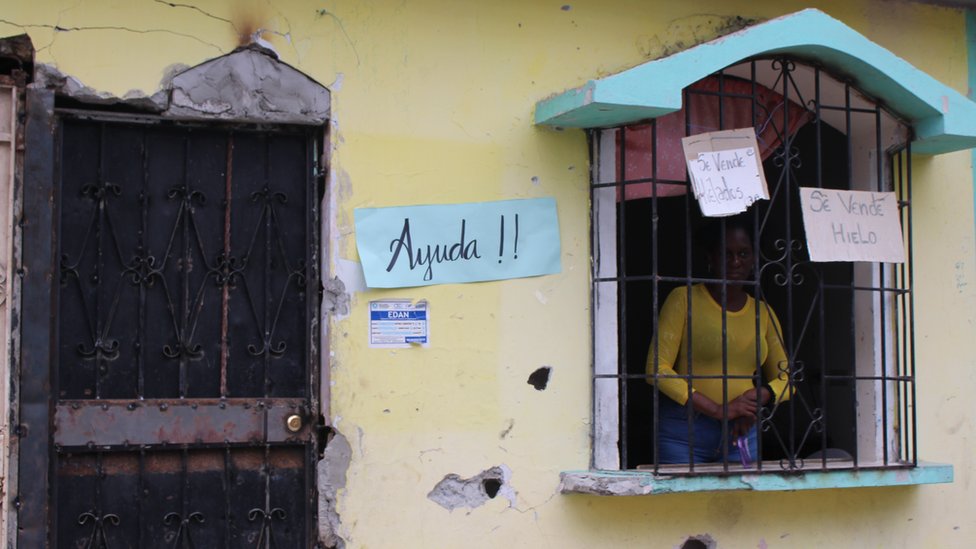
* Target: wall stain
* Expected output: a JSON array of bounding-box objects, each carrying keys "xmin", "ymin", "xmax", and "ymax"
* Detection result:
[{"xmin": 637, "ymin": 14, "xmax": 759, "ymax": 61}]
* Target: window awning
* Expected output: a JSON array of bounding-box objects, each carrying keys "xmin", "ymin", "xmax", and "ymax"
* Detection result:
[{"xmin": 534, "ymin": 8, "xmax": 976, "ymax": 155}]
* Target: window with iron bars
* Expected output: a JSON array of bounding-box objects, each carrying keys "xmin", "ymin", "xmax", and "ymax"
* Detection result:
[{"xmin": 590, "ymin": 57, "xmax": 916, "ymax": 474}]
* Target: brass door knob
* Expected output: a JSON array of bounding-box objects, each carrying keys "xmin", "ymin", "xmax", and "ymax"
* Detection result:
[{"xmin": 286, "ymin": 414, "xmax": 303, "ymax": 433}]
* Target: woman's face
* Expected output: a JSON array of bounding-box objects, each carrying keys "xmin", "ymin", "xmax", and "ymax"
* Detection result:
[{"xmin": 709, "ymin": 227, "xmax": 754, "ymax": 280}]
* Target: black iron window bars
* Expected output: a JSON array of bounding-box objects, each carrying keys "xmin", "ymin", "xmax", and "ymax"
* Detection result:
[{"xmin": 590, "ymin": 57, "xmax": 916, "ymax": 474}]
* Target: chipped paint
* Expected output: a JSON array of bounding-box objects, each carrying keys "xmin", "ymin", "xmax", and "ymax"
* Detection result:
[
  {"xmin": 34, "ymin": 64, "xmax": 168, "ymax": 111},
  {"xmin": 318, "ymin": 430, "xmax": 351, "ymax": 549},
  {"xmin": 323, "ymin": 276, "xmax": 351, "ymax": 317},
  {"xmin": 559, "ymin": 463, "xmax": 953, "ymax": 495}
]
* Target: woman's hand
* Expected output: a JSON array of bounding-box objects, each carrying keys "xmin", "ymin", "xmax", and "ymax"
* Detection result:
[
  {"xmin": 728, "ymin": 387, "xmax": 771, "ymax": 436},
  {"xmin": 691, "ymin": 392, "xmax": 755, "ymax": 421},
  {"xmin": 725, "ymin": 395, "xmax": 758, "ymax": 419},
  {"xmin": 690, "ymin": 387, "xmax": 770, "ymax": 422},
  {"xmin": 737, "ymin": 386, "xmax": 771, "ymax": 406}
]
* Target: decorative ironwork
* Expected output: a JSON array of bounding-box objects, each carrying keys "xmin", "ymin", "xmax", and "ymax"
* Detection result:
[
  {"xmin": 60, "ymin": 179, "xmax": 127, "ymax": 367},
  {"xmin": 164, "ymin": 511, "xmax": 205, "ymax": 549},
  {"xmin": 121, "ymin": 254, "xmax": 163, "ymax": 287},
  {"xmin": 77, "ymin": 511, "xmax": 120, "ymax": 549},
  {"xmin": 248, "ymin": 507, "xmax": 287, "ymax": 549},
  {"xmin": 57, "ymin": 129, "xmax": 311, "ymax": 398},
  {"xmin": 211, "ymin": 253, "xmax": 245, "ymax": 288}
]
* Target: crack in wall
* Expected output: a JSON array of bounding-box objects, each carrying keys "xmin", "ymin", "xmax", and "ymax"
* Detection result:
[
  {"xmin": 314, "ymin": 8, "xmax": 360, "ymax": 66},
  {"xmin": 0, "ymin": 18, "xmax": 224, "ymax": 53},
  {"xmin": 152, "ymin": 0, "xmax": 236, "ymax": 28},
  {"xmin": 262, "ymin": 1, "xmax": 302, "ymax": 64},
  {"xmin": 153, "ymin": 0, "xmax": 302, "ymax": 60},
  {"xmin": 31, "ymin": 0, "xmax": 79, "ymax": 55},
  {"xmin": 509, "ymin": 485, "xmax": 560, "ymax": 521}
]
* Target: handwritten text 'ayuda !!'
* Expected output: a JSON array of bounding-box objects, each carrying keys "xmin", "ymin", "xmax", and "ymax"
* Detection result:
[{"xmin": 385, "ymin": 215, "xmax": 520, "ymax": 281}]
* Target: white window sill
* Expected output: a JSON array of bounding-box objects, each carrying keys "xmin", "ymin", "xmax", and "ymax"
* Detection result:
[{"xmin": 559, "ymin": 461, "xmax": 953, "ymax": 495}]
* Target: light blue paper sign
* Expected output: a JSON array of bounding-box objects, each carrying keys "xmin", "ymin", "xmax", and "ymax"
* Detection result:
[{"xmin": 355, "ymin": 198, "xmax": 561, "ymax": 288}]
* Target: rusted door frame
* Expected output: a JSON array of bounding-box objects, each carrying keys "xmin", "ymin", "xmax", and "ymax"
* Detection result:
[{"xmin": 18, "ymin": 85, "xmax": 56, "ymax": 547}]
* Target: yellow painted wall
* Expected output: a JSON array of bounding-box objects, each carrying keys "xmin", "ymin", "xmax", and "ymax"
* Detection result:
[{"xmin": 3, "ymin": 0, "xmax": 976, "ymax": 547}]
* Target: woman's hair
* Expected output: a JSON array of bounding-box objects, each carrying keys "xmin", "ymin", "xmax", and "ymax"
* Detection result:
[{"xmin": 697, "ymin": 214, "xmax": 756, "ymax": 254}]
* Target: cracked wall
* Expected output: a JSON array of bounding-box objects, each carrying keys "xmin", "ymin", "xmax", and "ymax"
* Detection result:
[{"xmin": 4, "ymin": 2, "xmax": 976, "ymax": 549}]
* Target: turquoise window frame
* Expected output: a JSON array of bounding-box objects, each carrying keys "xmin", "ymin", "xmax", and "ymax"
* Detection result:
[{"xmin": 536, "ymin": 9, "xmax": 976, "ymax": 155}]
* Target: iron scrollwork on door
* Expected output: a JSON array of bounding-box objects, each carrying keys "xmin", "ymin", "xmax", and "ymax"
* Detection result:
[
  {"xmin": 52, "ymin": 119, "xmax": 320, "ymax": 547},
  {"xmin": 77, "ymin": 511, "xmax": 121, "ymax": 549}
]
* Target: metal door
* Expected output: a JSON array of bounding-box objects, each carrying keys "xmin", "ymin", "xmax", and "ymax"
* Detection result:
[{"xmin": 19, "ymin": 95, "xmax": 323, "ymax": 548}]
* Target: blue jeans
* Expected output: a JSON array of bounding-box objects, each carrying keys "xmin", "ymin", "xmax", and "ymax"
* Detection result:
[{"xmin": 654, "ymin": 397, "xmax": 758, "ymax": 464}]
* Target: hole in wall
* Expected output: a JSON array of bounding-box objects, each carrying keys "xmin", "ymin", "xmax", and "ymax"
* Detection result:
[
  {"xmin": 527, "ymin": 367, "xmax": 552, "ymax": 391},
  {"xmin": 316, "ymin": 415, "xmax": 331, "ymax": 459},
  {"xmin": 482, "ymin": 478, "xmax": 502, "ymax": 498},
  {"xmin": 680, "ymin": 534, "xmax": 716, "ymax": 549}
]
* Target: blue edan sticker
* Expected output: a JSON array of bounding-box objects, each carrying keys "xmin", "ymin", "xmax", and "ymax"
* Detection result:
[{"xmin": 369, "ymin": 300, "xmax": 429, "ymax": 347}]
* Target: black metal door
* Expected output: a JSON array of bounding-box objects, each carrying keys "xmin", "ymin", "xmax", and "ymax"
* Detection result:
[{"xmin": 20, "ymin": 102, "xmax": 322, "ymax": 548}]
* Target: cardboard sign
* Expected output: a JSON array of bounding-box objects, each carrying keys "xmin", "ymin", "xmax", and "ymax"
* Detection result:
[
  {"xmin": 354, "ymin": 198, "xmax": 561, "ymax": 288},
  {"xmin": 799, "ymin": 188, "xmax": 906, "ymax": 263},
  {"xmin": 681, "ymin": 128, "xmax": 770, "ymax": 217}
]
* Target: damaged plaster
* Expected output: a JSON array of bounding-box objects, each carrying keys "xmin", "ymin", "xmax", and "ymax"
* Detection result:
[
  {"xmin": 33, "ymin": 44, "xmax": 330, "ymax": 125},
  {"xmin": 324, "ymin": 276, "xmax": 351, "ymax": 317},
  {"xmin": 34, "ymin": 63, "xmax": 169, "ymax": 111},
  {"xmin": 559, "ymin": 471, "xmax": 658, "ymax": 496},
  {"xmin": 427, "ymin": 465, "xmax": 517, "ymax": 512},
  {"xmin": 166, "ymin": 44, "xmax": 330, "ymax": 123},
  {"xmin": 318, "ymin": 430, "xmax": 351, "ymax": 549}
]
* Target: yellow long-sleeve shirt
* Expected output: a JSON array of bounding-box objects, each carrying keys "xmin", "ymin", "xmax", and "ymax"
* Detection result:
[{"xmin": 646, "ymin": 284, "xmax": 791, "ymax": 405}]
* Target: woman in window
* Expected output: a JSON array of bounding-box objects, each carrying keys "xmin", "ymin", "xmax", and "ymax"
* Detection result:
[{"xmin": 646, "ymin": 216, "xmax": 791, "ymax": 464}]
